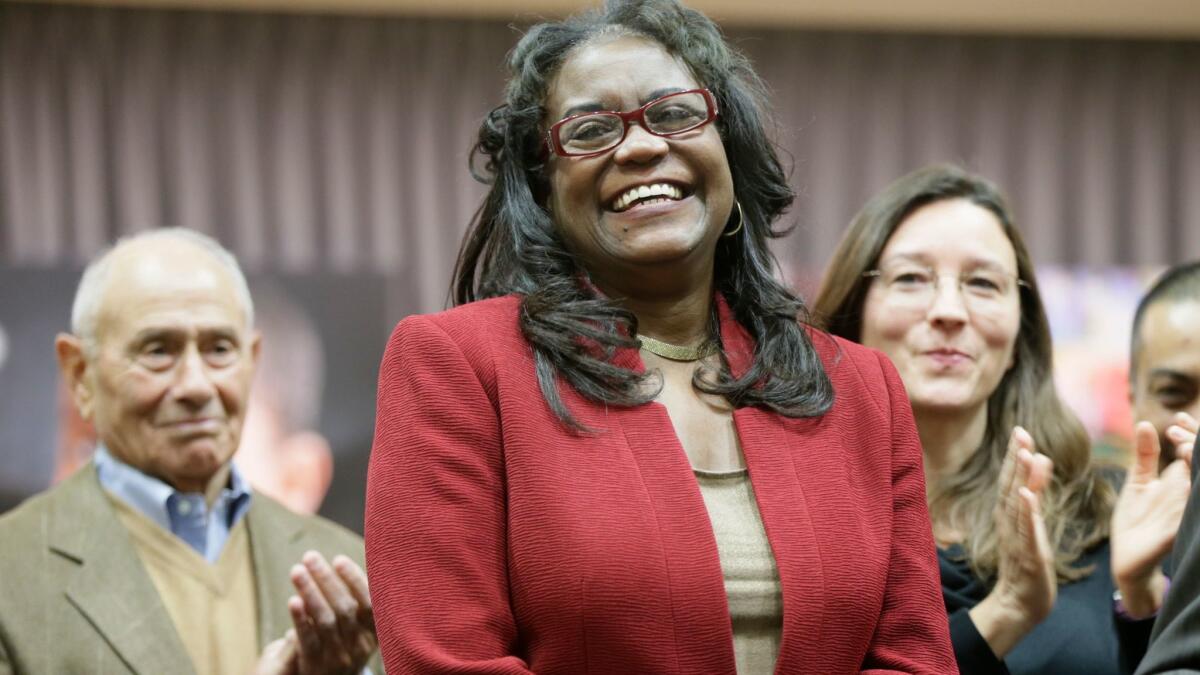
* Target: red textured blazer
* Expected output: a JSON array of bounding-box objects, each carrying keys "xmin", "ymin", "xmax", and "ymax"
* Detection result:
[{"xmin": 366, "ymin": 295, "xmax": 957, "ymax": 674}]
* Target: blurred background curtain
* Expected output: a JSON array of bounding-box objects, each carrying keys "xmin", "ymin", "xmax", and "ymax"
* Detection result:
[{"xmin": 2, "ymin": 1, "xmax": 1199, "ymax": 308}]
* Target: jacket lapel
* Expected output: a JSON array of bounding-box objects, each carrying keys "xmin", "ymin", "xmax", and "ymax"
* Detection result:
[
  {"xmin": 615, "ymin": 400, "xmax": 739, "ymax": 674},
  {"xmin": 246, "ymin": 495, "xmax": 308, "ymax": 648},
  {"xmin": 603, "ymin": 295, "xmax": 835, "ymax": 672},
  {"xmin": 601, "ymin": 297, "xmax": 741, "ymax": 673},
  {"xmin": 718, "ymin": 295, "xmax": 831, "ymax": 670},
  {"xmin": 736, "ymin": 408, "xmax": 830, "ymax": 672},
  {"xmin": 51, "ymin": 467, "xmax": 195, "ymax": 675}
]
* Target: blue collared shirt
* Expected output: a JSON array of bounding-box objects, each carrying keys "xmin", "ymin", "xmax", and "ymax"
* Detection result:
[{"xmin": 94, "ymin": 446, "xmax": 253, "ymax": 563}]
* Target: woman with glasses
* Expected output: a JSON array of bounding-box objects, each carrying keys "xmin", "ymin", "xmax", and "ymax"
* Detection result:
[
  {"xmin": 813, "ymin": 164, "xmax": 1194, "ymax": 674},
  {"xmin": 364, "ymin": 1, "xmax": 956, "ymax": 672}
]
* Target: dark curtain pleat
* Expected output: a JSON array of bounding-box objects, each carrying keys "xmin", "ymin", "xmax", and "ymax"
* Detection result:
[{"xmin": 1, "ymin": 3, "xmax": 1198, "ymax": 311}]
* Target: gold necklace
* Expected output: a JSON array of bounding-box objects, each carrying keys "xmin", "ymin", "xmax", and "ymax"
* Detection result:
[{"xmin": 637, "ymin": 334, "xmax": 718, "ymax": 362}]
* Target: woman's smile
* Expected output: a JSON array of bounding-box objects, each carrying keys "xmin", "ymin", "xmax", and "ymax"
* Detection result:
[
  {"xmin": 921, "ymin": 347, "xmax": 974, "ymax": 369},
  {"xmin": 606, "ymin": 191, "xmax": 702, "ymax": 231},
  {"xmin": 606, "ymin": 181, "xmax": 686, "ymax": 212}
]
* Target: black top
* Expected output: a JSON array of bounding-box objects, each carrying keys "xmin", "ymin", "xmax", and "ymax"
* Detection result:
[{"xmin": 940, "ymin": 540, "xmax": 1156, "ymax": 675}]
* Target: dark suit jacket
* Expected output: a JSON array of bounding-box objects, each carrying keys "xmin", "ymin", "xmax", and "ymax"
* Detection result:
[
  {"xmin": 1136, "ymin": 458, "xmax": 1200, "ymax": 674},
  {"xmin": 0, "ymin": 462, "xmax": 375, "ymax": 674},
  {"xmin": 366, "ymin": 295, "xmax": 957, "ymax": 674}
]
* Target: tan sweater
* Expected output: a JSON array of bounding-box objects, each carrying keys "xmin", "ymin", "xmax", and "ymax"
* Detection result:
[
  {"xmin": 695, "ymin": 468, "xmax": 783, "ymax": 675},
  {"xmin": 109, "ymin": 494, "xmax": 260, "ymax": 675}
]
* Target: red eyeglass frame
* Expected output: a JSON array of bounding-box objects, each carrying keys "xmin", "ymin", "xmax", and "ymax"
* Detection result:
[{"xmin": 545, "ymin": 88, "xmax": 720, "ymax": 159}]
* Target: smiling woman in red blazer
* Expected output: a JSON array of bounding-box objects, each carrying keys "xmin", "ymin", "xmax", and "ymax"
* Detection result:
[{"xmin": 364, "ymin": 1, "xmax": 956, "ymax": 673}]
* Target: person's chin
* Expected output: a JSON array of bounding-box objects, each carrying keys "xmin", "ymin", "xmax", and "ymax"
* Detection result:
[
  {"xmin": 172, "ymin": 437, "xmax": 235, "ymax": 469},
  {"xmin": 608, "ymin": 222, "xmax": 712, "ymax": 265},
  {"xmin": 620, "ymin": 242, "xmax": 703, "ymax": 267},
  {"xmin": 910, "ymin": 384, "xmax": 984, "ymax": 414}
]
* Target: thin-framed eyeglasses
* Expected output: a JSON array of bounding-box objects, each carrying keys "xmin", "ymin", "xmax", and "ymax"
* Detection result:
[
  {"xmin": 546, "ymin": 88, "xmax": 719, "ymax": 158},
  {"xmin": 863, "ymin": 264, "xmax": 1028, "ymax": 314}
]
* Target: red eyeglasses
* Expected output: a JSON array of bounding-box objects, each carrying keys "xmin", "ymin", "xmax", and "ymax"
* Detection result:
[{"xmin": 546, "ymin": 88, "xmax": 719, "ymax": 158}]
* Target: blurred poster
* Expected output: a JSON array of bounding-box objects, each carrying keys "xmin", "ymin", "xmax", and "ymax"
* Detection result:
[
  {"xmin": 1040, "ymin": 266, "xmax": 1162, "ymax": 464},
  {"xmin": 0, "ymin": 267, "xmax": 78, "ymax": 511},
  {"xmin": 0, "ymin": 266, "xmax": 389, "ymax": 533}
]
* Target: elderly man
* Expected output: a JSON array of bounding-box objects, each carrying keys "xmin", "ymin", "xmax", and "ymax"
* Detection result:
[
  {"xmin": 0, "ymin": 229, "xmax": 378, "ymax": 674},
  {"xmin": 1132, "ymin": 261, "xmax": 1200, "ymax": 674}
]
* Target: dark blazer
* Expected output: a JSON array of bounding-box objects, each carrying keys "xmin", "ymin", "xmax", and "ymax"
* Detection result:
[
  {"xmin": 1136, "ymin": 458, "xmax": 1200, "ymax": 674},
  {"xmin": 366, "ymin": 295, "xmax": 957, "ymax": 674},
  {"xmin": 0, "ymin": 462, "xmax": 374, "ymax": 674}
]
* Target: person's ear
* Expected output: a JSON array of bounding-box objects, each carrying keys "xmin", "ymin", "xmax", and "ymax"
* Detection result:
[
  {"xmin": 1127, "ymin": 353, "xmax": 1140, "ymax": 407},
  {"xmin": 55, "ymin": 333, "xmax": 95, "ymax": 421},
  {"xmin": 248, "ymin": 329, "xmax": 263, "ymax": 369}
]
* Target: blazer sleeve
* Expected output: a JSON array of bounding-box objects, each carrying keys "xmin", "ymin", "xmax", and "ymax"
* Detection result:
[
  {"xmin": 861, "ymin": 351, "xmax": 960, "ymax": 675},
  {"xmin": 1116, "ymin": 609, "xmax": 1157, "ymax": 675},
  {"xmin": 1135, "ymin": 467, "xmax": 1200, "ymax": 675},
  {"xmin": 365, "ymin": 314, "xmax": 535, "ymax": 674}
]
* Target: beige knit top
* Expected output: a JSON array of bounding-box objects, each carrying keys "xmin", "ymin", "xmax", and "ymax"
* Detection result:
[{"xmin": 694, "ymin": 468, "xmax": 783, "ymax": 675}]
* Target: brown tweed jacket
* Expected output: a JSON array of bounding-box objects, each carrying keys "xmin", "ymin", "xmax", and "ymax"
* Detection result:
[{"xmin": 0, "ymin": 462, "xmax": 378, "ymax": 674}]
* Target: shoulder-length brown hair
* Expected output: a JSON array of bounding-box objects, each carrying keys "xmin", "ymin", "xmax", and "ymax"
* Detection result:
[{"xmin": 812, "ymin": 164, "xmax": 1113, "ymax": 583}]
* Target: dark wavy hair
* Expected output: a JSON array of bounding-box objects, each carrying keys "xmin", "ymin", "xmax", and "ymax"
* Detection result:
[
  {"xmin": 453, "ymin": 0, "xmax": 833, "ymax": 428},
  {"xmin": 812, "ymin": 164, "xmax": 1114, "ymax": 582}
]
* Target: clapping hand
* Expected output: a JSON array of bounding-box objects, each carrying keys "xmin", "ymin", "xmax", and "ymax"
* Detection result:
[
  {"xmin": 968, "ymin": 426, "xmax": 1056, "ymax": 658},
  {"xmin": 1110, "ymin": 413, "xmax": 1197, "ymax": 618},
  {"xmin": 253, "ymin": 551, "xmax": 377, "ymax": 675}
]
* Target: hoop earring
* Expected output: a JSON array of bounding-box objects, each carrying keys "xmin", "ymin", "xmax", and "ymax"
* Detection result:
[{"xmin": 722, "ymin": 201, "xmax": 745, "ymax": 238}]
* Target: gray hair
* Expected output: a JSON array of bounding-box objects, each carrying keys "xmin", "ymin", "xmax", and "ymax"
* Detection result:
[{"xmin": 71, "ymin": 228, "xmax": 254, "ymax": 352}]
